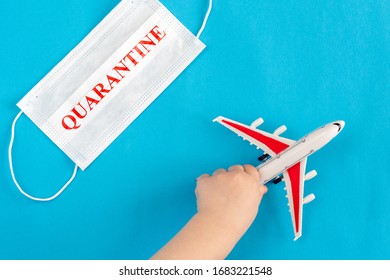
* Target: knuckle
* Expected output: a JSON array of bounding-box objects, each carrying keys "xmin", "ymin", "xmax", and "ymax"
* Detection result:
[
  {"xmin": 195, "ymin": 184, "xmax": 205, "ymax": 196},
  {"xmin": 230, "ymin": 171, "xmax": 246, "ymax": 183},
  {"xmin": 244, "ymin": 164, "xmax": 256, "ymax": 173}
]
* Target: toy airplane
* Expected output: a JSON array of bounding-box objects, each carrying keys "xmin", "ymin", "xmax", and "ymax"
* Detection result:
[{"xmin": 213, "ymin": 116, "xmax": 345, "ymax": 240}]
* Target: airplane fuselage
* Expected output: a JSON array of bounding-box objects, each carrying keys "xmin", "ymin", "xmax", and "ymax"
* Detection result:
[{"xmin": 257, "ymin": 121, "xmax": 344, "ymax": 185}]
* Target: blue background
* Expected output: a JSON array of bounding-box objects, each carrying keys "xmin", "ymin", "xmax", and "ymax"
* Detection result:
[{"xmin": 0, "ymin": 0, "xmax": 389, "ymax": 260}]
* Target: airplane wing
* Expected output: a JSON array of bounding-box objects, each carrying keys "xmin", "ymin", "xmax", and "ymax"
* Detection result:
[
  {"xmin": 283, "ymin": 159, "xmax": 306, "ymax": 240},
  {"xmin": 213, "ymin": 116, "xmax": 295, "ymax": 156}
]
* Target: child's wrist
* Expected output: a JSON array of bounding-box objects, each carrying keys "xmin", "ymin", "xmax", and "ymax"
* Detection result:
[{"xmin": 195, "ymin": 211, "xmax": 247, "ymax": 241}]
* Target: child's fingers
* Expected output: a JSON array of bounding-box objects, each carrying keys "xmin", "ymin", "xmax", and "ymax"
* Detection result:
[
  {"xmin": 196, "ymin": 174, "xmax": 210, "ymax": 181},
  {"xmin": 228, "ymin": 165, "xmax": 244, "ymax": 172},
  {"xmin": 259, "ymin": 185, "xmax": 268, "ymax": 195},
  {"xmin": 258, "ymin": 185, "xmax": 268, "ymax": 201},
  {"xmin": 213, "ymin": 168, "xmax": 226, "ymax": 176},
  {"xmin": 243, "ymin": 164, "xmax": 260, "ymax": 182},
  {"xmin": 253, "ymin": 167, "xmax": 268, "ymax": 196}
]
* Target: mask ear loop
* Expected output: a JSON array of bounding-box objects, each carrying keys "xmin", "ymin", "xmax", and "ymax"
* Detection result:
[
  {"xmin": 8, "ymin": 111, "xmax": 78, "ymax": 202},
  {"xmin": 196, "ymin": 0, "xmax": 213, "ymax": 38}
]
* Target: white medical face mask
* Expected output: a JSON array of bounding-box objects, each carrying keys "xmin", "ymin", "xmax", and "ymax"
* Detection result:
[{"xmin": 8, "ymin": 0, "xmax": 213, "ymax": 201}]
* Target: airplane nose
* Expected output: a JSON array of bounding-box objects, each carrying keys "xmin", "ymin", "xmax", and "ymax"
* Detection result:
[{"xmin": 333, "ymin": 121, "xmax": 345, "ymax": 132}]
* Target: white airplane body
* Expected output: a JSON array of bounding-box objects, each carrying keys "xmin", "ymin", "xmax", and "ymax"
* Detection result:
[{"xmin": 213, "ymin": 116, "xmax": 345, "ymax": 240}]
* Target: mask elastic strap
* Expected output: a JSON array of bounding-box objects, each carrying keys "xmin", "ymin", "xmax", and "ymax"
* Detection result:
[
  {"xmin": 196, "ymin": 0, "xmax": 213, "ymax": 38},
  {"xmin": 8, "ymin": 111, "xmax": 78, "ymax": 202}
]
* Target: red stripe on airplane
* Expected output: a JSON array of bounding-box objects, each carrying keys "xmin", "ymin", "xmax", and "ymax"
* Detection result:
[
  {"xmin": 287, "ymin": 163, "xmax": 301, "ymax": 233},
  {"xmin": 222, "ymin": 119, "xmax": 289, "ymax": 154}
]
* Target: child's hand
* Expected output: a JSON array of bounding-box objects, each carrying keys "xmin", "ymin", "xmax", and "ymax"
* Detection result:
[
  {"xmin": 151, "ymin": 164, "xmax": 268, "ymax": 260},
  {"xmin": 196, "ymin": 165, "xmax": 268, "ymax": 239}
]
